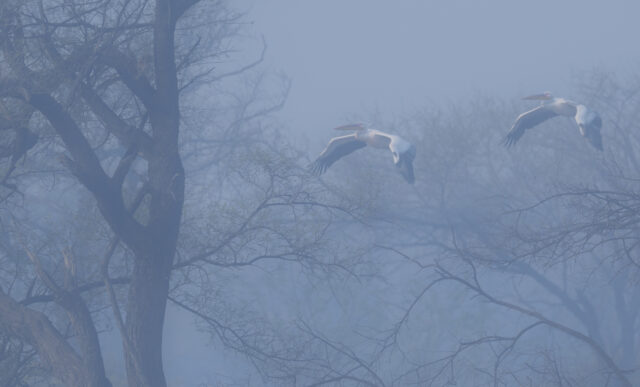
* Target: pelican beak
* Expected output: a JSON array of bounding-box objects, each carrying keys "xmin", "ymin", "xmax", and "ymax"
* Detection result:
[
  {"xmin": 522, "ymin": 93, "xmax": 552, "ymax": 101},
  {"xmin": 334, "ymin": 123, "xmax": 365, "ymax": 131}
]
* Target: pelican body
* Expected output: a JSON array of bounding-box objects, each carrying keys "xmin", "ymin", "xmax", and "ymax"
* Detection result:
[
  {"xmin": 503, "ymin": 92, "xmax": 603, "ymax": 151},
  {"xmin": 310, "ymin": 124, "xmax": 417, "ymax": 183}
]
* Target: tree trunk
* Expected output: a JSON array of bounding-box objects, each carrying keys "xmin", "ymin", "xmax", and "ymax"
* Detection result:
[
  {"xmin": 0, "ymin": 290, "xmax": 111, "ymax": 387},
  {"xmin": 123, "ymin": 0, "xmax": 185, "ymax": 379},
  {"xmin": 0, "ymin": 1, "xmax": 193, "ymax": 385},
  {"xmin": 124, "ymin": 252, "xmax": 173, "ymax": 387}
]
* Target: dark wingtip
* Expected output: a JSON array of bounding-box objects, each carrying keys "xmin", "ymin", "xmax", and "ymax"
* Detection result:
[
  {"xmin": 308, "ymin": 160, "xmax": 326, "ymax": 176},
  {"xmin": 396, "ymin": 158, "xmax": 415, "ymax": 184},
  {"xmin": 333, "ymin": 123, "xmax": 365, "ymax": 131},
  {"xmin": 594, "ymin": 141, "xmax": 604, "ymax": 152},
  {"xmin": 405, "ymin": 165, "xmax": 415, "ymax": 184},
  {"xmin": 502, "ymin": 135, "xmax": 515, "ymax": 148}
]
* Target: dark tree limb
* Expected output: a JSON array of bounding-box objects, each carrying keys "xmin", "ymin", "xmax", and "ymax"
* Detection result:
[
  {"xmin": 27, "ymin": 93, "xmax": 148, "ymax": 253},
  {"xmin": 21, "ymin": 246, "xmax": 111, "ymax": 387},
  {"xmin": 0, "ymin": 289, "xmax": 96, "ymax": 386},
  {"xmin": 79, "ymin": 82, "xmax": 154, "ymax": 159},
  {"xmin": 171, "ymin": 0, "xmax": 202, "ymax": 23},
  {"xmin": 437, "ymin": 259, "xmax": 633, "ymax": 387},
  {"xmin": 99, "ymin": 46, "xmax": 156, "ymax": 109}
]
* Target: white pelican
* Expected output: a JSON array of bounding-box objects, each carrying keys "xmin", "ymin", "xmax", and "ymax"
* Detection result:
[
  {"xmin": 503, "ymin": 92, "xmax": 603, "ymax": 151},
  {"xmin": 310, "ymin": 124, "xmax": 417, "ymax": 183}
]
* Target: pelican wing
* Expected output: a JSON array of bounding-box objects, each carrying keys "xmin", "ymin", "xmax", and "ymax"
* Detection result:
[
  {"xmin": 503, "ymin": 105, "xmax": 559, "ymax": 147},
  {"xmin": 309, "ymin": 134, "xmax": 366, "ymax": 175},
  {"xmin": 334, "ymin": 123, "xmax": 365, "ymax": 131},
  {"xmin": 395, "ymin": 144, "xmax": 416, "ymax": 184}
]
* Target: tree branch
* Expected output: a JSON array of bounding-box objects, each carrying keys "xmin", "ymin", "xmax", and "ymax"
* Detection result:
[
  {"xmin": 28, "ymin": 92, "xmax": 147, "ymax": 253},
  {"xmin": 0, "ymin": 289, "xmax": 92, "ymax": 386},
  {"xmin": 99, "ymin": 46, "xmax": 156, "ymax": 109}
]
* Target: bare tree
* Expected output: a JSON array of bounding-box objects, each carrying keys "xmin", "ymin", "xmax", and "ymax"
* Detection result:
[
  {"xmin": 289, "ymin": 75, "xmax": 640, "ymax": 386},
  {"xmin": 0, "ymin": 1, "xmax": 249, "ymax": 385},
  {"xmin": 0, "ymin": 1, "xmax": 364, "ymax": 385}
]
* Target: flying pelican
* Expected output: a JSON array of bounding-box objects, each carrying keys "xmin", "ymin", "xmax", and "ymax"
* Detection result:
[
  {"xmin": 503, "ymin": 92, "xmax": 603, "ymax": 151},
  {"xmin": 310, "ymin": 124, "xmax": 417, "ymax": 183}
]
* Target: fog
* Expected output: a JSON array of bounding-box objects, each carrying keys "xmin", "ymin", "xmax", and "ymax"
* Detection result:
[
  {"xmin": 239, "ymin": 0, "xmax": 640, "ymax": 137},
  {"xmin": 0, "ymin": 1, "xmax": 639, "ymax": 387}
]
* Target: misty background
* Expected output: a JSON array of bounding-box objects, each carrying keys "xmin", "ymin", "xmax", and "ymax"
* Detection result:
[
  {"xmin": 1, "ymin": 1, "xmax": 640, "ymax": 386},
  {"xmin": 159, "ymin": 1, "xmax": 640, "ymax": 384},
  {"xmin": 239, "ymin": 0, "xmax": 640, "ymax": 136}
]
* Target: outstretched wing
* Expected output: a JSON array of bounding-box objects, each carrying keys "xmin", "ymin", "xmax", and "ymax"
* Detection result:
[
  {"xmin": 309, "ymin": 134, "xmax": 367, "ymax": 175},
  {"xmin": 503, "ymin": 105, "xmax": 559, "ymax": 147},
  {"xmin": 395, "ymin": 144, "xmax": 416, "ymax": 184},
  {"xmin": 575, "ymin": 105, "xmax": 603, "ymax": 151},
  {"xmin": 581, "ymin": 117, "xmax": 603, "ymax": 151},
  {"xmin": 334, "ymin": 123, "xmax": 365, "ymax": 131}
]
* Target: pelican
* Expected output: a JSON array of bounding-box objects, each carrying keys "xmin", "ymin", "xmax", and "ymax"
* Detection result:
[
  {"xmin": 503, "ymin": 92, "xmax": 603, "ymax": 151},
  {"xmin": 310, "ymin": 124, "xmax": 417, "ymax": 183}
]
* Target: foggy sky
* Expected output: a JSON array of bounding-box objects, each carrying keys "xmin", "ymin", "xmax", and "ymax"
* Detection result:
[
  {"xmin": 239, "ymin": 0, "xmax": 640, "ymax": 136},
  {"xmin": 162, "ymin": 2, "xmax": 640, "ymax": 384}
]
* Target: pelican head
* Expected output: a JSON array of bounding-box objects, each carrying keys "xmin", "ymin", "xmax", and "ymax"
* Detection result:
[
  {"xmin": 334, "ymin": 123, "xmax": 366, "ymax": 131},
  {"xmin": 522, "ymin": 92, "xmax": 553, "ymax": 101}
]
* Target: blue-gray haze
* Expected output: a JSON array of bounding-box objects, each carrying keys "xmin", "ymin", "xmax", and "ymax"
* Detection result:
[
  {"xmin": 2, "ymin": 1, "xmax": 639, "ymax": 386},
  {"xmin": 239, "ymin": 0, "xmax": 640, "ymax": 139},
  {"xmin": 154, "ymin": 1, "xmax": 640, "ymax": 385}
]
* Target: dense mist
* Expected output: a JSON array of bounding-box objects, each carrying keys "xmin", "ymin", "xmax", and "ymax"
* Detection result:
[{"xmin": 0, "ymin": 1, "xmax": 639, "ymax": 387}]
